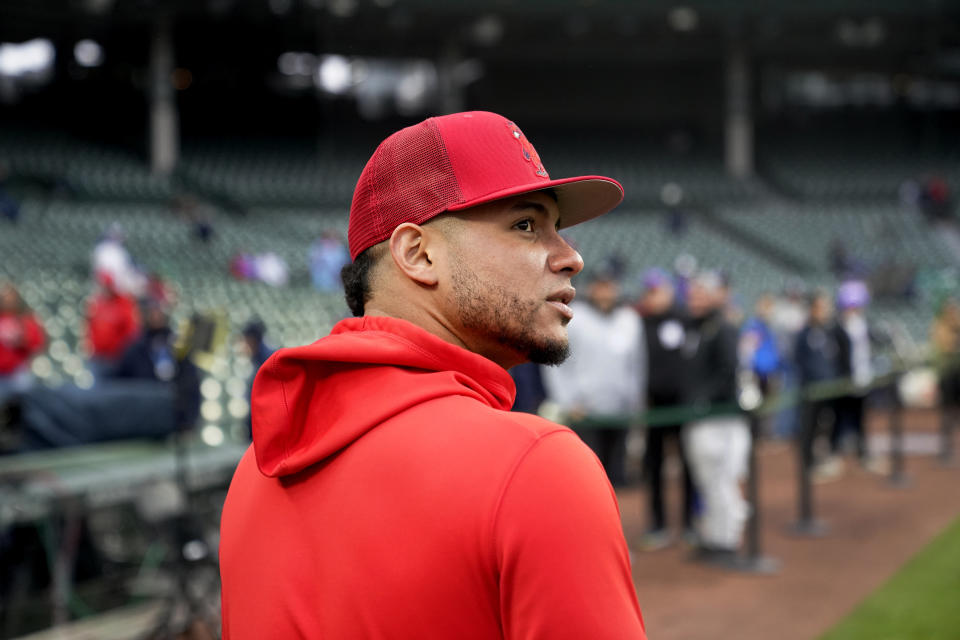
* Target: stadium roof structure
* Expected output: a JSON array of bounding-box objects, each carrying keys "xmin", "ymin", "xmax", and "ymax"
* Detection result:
[{"xmin": 1, "ymin": 0, "xmax": 957, "ymax": 64}]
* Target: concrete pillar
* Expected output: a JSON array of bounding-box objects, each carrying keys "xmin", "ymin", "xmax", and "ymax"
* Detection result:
[
  {"xmin": 437, "ymin": 40, "xmax": 465, "ymax": 115},
  {"xmin": 724, "ymin": 46, "xmax": 753, "ymax": 179},
  {"xmin": 149, "ymin": 18, "xmax": 179, "ymax": 175}
]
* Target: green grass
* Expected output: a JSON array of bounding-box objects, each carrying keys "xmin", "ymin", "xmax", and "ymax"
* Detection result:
[{"xmin": 819, "ymin": 515, "xmax": 960, "ymax": 640}]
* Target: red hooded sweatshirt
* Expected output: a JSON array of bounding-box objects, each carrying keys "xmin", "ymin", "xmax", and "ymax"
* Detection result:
[
  {"xmin": 86, "ymin": 291, "xmax": 141, "ymax": 360},
  {"xmin": 220, "ymin": 316, "xmax": 646, "ymax": 640},
  {"xmin": 0, "ymin": 311, "xmax": 45, "ymax": 375}
]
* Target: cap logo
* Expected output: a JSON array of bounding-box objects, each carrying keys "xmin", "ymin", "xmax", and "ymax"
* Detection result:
[{"xmin": 506, "ymin": 121, "xmax": 548, "ymax": 178}]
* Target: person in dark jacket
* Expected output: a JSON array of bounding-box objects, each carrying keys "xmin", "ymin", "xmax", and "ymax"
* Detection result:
[
  {"xmin": 636, "ymin": 268, "xmax": 695, "ymax": 549},
  {"xmin": 242, "ymin": 319, "xmax": 275, "ymax": 439},
  {"xmin": 509, "ymin": 362, "xmax": 548, "ymax": 415},
  {"xmin": 794, "ymin": 290, "xmax": 842, "ymax": 479},
  {"xmin": 681, "ymin": 271, "xmax": 750, "ymax": 562},
  {"xmin": 114, "ymin": 302, "xmax": 201, "ymax": 430}
]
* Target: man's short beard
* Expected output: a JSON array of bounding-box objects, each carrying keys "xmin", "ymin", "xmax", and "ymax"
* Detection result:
[{"xmin": 450, "ymin": 265, "xmax": 570, "ymax": 366}]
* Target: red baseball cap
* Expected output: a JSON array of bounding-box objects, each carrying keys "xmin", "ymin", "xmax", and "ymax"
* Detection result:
[{"xmin": 348, "ymin": 110, "xmax": 624, "ymax": 259}]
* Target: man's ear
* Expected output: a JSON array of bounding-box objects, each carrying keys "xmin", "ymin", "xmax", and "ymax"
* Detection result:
[{"xmin": 388, "ymin": 222, "xmax": 441, "ymax": 286}]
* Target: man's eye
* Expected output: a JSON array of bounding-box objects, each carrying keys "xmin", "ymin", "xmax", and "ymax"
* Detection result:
[{"xmin": 515, "ymin": 219, "xmax": 534, "ymax": 232}]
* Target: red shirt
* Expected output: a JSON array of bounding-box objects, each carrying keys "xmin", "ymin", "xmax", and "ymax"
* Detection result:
[
  {"xmin": 86, "ymin": 293, "xmax": 141, "ymax": 360},
  {"xmin": 220, "ymin": 316, "xmax": 645, "ymax": 640},
  {"xmin": 0, "ymin": 311, "xmax": 45, "ymax": 375}
]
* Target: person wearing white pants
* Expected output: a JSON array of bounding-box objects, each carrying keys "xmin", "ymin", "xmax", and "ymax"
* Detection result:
[
  {"xmin": 680, "ymin": 271, "xmax": 750, "ymax": 562},
  {"xmin": 684, "ymin": 416, "xmax": 751, "ymax": 551}
]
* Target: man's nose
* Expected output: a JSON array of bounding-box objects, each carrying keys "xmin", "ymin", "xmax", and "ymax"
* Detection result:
[{"xmin": 549, "ymin": 237, "xmax": 584, "ymax": 276}]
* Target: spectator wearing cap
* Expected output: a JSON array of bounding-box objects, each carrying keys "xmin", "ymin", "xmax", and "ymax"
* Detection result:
[
  {"xmin": 681, "ymin": 270, "xmax": 750, "ymax": 563},
  {"xmin": 241, "ymin": 319, "xmax": 274, "ymax": 439},
  {"xmin": 542, "ymin": 266, "xmax": 645, "ymax": 487},
  {"xmin": 0, "ymin": 282, "xmax": 45, "ymax": 403},
  {"xmin": 635, "ymin": 267, "xmax": 696, "ymax": 550},
  {"xmin": 92, "ymin": 224, "xmax": 146, "ymax": 298}
]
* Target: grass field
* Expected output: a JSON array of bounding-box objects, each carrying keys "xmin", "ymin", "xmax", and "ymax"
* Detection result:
[{"xmin": 819, "ymin": 515, "xmax": 960, "ymax": 640}]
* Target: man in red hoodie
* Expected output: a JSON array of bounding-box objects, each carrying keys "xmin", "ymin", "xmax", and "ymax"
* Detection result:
[{"xmin": 220, "ymin": 111, "xmax": 647, "ymax": 639}]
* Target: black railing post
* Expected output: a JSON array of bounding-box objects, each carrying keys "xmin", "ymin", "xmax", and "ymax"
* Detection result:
[
  {"xmin": 941, "ymin": 403, "xmax": 956, "ymax": 466},
  {"xmin": 789, "ymin": 397, "xmax": 828, "ymax": 537},
  {"xmin": 738, "ymin": 411, "xmax": 780, "ymax": 573},
  {"xmin": 887, "ymin": 382, "xmax": 910, "ymax": 488}
]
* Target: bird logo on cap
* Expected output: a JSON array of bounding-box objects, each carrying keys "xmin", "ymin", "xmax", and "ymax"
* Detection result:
[{"xmin": 506, "ymin": 121, "xmax": 548, "ymax": 178}]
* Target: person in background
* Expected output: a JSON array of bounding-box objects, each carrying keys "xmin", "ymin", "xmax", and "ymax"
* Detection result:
[
  {"xmin": 113, "ymin": 302, "xmax": 178, "ymax": 383},
  {"xmin": 672, "ymin": 253, "xmax": 698, "ymax": 307},
  {"xmin": 740, "ymin": 293, "xmax": 782, "ymax": 405},
  {"xmin": 309, "ymin": 230, "xmax": 351, "ymax": 293},
  {"xmin": 794, "ymin": 290, "xmax": 842, "ymax": 481},
  {"xmin": 931, "ymin": 297, "xmax": 960, "ymax": 453},
  {"xmin": 242, "ymin": 319, "xmax": 274, "ymax": 378},
  {"xmin": 832, "ymin": 280, "xmax": 878, "ymax": 470},
  {"xmin": 0, "ymin": 163, "xmax": 20, "ymax": 224},
  {"xmin": 253, "ymin": 252, "xmax": 289, "ymax": 287},
  {"xmin": 92, "ymin": 224, "xmax": 146, "ymax": 298},
  {"xmin": 113, "ymin": 302, "xmax": 201, "ymax": 430},
  {"xmin": 717, "ymin": 272, "xmax": 744, "ymax": 327},
  {"xmin": 635, "ymin": 267, "xmax": 695, "ymax": 550},
  {"xmin": 509, "ymin": 362, "xmax": 547, "ymax": 415},
  {"xmin": 542, "ymin": 267, "xmax": 645, "ymax": 487},
  {"xmin": 86, "ymin": 274, "xmax": 141, "ymax": 380},
  {"xmin": 145, "ymin": 272, "xmax": 176, "ymax": 310},
  {"xmin": 771, "ymin": 282, "xmax": 808, "ymax": 438},
  {"xmin": 241, "ymin": 318, "xmax": 274, "ymax": 438},
  {"xmin": 682, "ymin": 270, "xmax": 750, "ymax": 564},
  {"xmin": 0, "ymin": 283, "xmax": 45, "ymax": 403}
]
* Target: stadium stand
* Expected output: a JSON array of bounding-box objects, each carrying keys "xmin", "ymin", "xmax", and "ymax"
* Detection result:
[{"xmin": 1, "ymin": 123, "xmax": 957, "ymax": 443}]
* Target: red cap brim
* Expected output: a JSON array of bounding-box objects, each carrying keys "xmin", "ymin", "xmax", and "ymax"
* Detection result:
[{"xmin": 445, "ymin": 175, "xmax": 624, "ymax": 229}]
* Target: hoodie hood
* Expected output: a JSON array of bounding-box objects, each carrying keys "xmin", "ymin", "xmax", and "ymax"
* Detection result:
[{"xmin": 251, "ymin": 316, "xmax": 516, "ymax": 477}]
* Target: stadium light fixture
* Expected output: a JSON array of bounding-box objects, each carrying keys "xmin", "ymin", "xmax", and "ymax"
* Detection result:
[
  {"xmin": 74, "ymin": 39, "xmax": 104, "ymax": 68},
  {"xmin": 316, "ymin": 55, "xmax": 352, "ymax": 94},
  {"xmin": 0, "ymin": 38, "xmax": 55, "ymax": 78},
  {"xmin": 201, "ymin": 424, "xmax": 226, "ymax": 447},
  {"xmin": 395, "ymin": 61, "xmax": 438, "ymax": 116},
  {"xmin": 668, "ymin": 6, "xmax": 699, "ymax": 33},
  {"xmin": 328, "ymin": 0, "xmax": 358, "ymax": 18},
  {"xmin": 268, "ymin": 0, "xmax": 293, "ymax": 15},
  {"xmin": 471, "ymin": 15, "xmax": 504, "ymax": 46},
  {"xmin": 278, "ymin": 52, "xmax": 317, "ymax": 77}
]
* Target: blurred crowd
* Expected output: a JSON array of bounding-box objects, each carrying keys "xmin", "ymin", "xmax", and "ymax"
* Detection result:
[
  {"xmin": 0, "ymin": 224, "xmax": 282, "ymax": 452},
  {"xmin": 2, "ymin": 220, "xmax": 959, "ymax": 563},
  {"xmin": 511, "ymin": 257, "xmax": 960, "ymax": 563}
]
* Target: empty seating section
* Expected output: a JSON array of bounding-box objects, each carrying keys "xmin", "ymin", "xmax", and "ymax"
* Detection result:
[
  {"xmin": 1, "ymin": 128, "xmax": 957, "ymax": 438},
  {"xmin": 563, "ymin": 210, "xmax": 797, "ymax": 296},
  {"xmin": 178, "ymin": 140, "xmax": 368, "ymax": 207},
  {"xmin": 761, "ymin": 131, "xmax": 960, "ymax": 201},
  {"xmin": 0, "ymin": 130, "xmax": 173, "ymax": 201},
  {"xmin": 534, "ymin": 134, "xmax": 766, "ymax": 207},
  {"xmin": 715, "ymin": 204, "xmax": 955, "ymax": 272}
]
